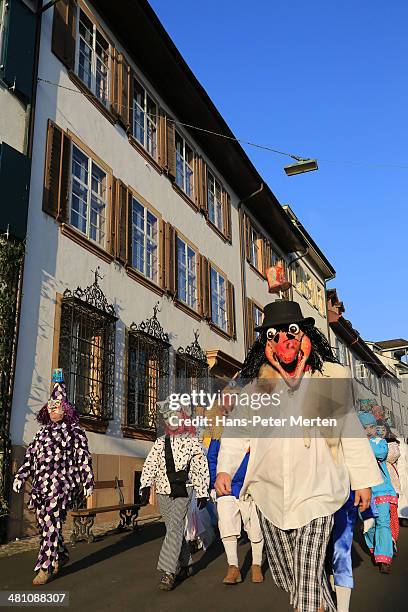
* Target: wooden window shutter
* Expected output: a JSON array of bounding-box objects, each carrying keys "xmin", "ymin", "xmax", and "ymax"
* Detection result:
[
  {"xmin": 51, "ymin": 0, "xmax": 77, "ymax": 70},
  {"xmin": 199, "ymin": 255, "xmax": 211, "ymax": 319},
  {"xmin": 166, "ymin": 118, "xmax": 176, "ymax": 180},
  {"xmin": 107, "ymin": 177, "xmax": 118, "ymax": 256},
  {"xmin": 42, "ymin": 120, "xmax": 71, "ymax": 223},
  {"xmin": 111, "ymin": 48, "xmax": 119, "ymax": 117},
  {"xmin": 116, "ymin": 180, "xmax": 130, "ymax": 264},
  {"xmin": 244, "ymin": 214, "xmax": 252, "ymax": 261},
  {"xmin": 163, "ymin": 222, "xmax": 177, "ymax": 295},
  {"xmin": 247, "ymin": 298, "xmax": 255, "ymax": 348},
  {"xmin": 118, "ymin": 55, "xmax": 132, "ymax": 130},
  {"xmin": 222, "ymin": 190, "xmax": 232, "ymax": 241},
  {"xmin": 227, "ymin": 281, "xmax": 236, "ymax": 338},
  {"xmin": 158, "ymin": 111, "xmax": 168, "ymax": 170},
  {"xmin": 262, "ymin": 239, "xmax": 271, "ymax": 274},
  {"xmin": 194, "ymin": 156, "xmax": 207, "ymax": 214}
]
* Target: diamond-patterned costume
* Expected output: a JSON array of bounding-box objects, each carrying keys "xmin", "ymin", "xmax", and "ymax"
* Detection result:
[{"xmin": 14, "ymin": 408, "xmax": 94, "ymax": 572}]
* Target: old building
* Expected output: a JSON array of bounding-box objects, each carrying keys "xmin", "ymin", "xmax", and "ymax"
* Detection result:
[
  {"xmin": 0, "ymin": 0, "xmax": 38, "ymax": 539},
  {"xmin": 327, "ymin": 289, "xmax": 404, "ymax": 436},
  {"xmin": 7, "ymin": 0, "xmax": 315, "ymax": 537}
]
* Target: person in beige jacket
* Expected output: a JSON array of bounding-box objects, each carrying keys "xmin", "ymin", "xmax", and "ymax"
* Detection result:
[{"xmin": 215, "ymin": 301, "xmax": 382, "ymax": 612}]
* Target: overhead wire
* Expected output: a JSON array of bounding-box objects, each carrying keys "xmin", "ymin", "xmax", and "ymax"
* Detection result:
[{"xmin": 37, "ymin": 78, "xmax": 408, "ymax": 170}]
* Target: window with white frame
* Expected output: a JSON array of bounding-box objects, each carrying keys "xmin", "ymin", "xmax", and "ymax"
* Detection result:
[
  {"xmin": 177, "ymin": 238, "xmax": 197, "ymax": 309},
  {"xmin": 254, "ymin": 304, "xmax": 263, "ymax": 339},
  {"xmin": 132, "ymin": 79, "xmax": 158, "ymax": 158},
  {"xmin": 316, "ymin": 284, "xmax": 325, "ymax": 315},
  {"xmin": 70, "ymin": 144, "xmax": 107, "ymax": 246},
  {"xmin": 76, "ymin": 9, "xmax": 110, "ymax": 107},
  {"xmin": 335, "ymin": 338, "xmax": 348, "ymax": 366},
  {"xmin": 248, "ymin": 224, "xmax": 263, "ymax": 272},
  {"xmin": 210, "ymin": 267, "xmax": 227, "ymax": 331},
  {"xmin": 207, "ymin": 171, "xmax": 224, "ymax": 232},
  {"xmin": 131, "ymin": 197, "xmax": 158, "ymax": 282},
  {"xmin": 354, "ymin": 360, "xmax": 368, "ymax": 380},
  {"xmin": 175, "ymin": 132, "xmax": 194, "ymax": 199}
]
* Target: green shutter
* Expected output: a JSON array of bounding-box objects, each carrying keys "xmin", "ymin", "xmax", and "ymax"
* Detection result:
[
  {"xmin": 0, "ymin": 142, "xmax": 30, "ymax": 239},
  {"xmin": 0, "ymin": 0, "xmax": 37, "ymax": 100}
]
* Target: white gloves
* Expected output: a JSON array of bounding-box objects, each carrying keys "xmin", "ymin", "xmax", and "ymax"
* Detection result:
[{"xmin": 13, "ymin": 480, "xmax": 22, "ymax": 494}]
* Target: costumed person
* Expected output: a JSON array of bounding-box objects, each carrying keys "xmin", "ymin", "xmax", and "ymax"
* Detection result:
[
  {"xmin": 12, "ymin": 369, "xmax": 94, "ymax": 585},
  {"xmin": 215, "ymin": 300, "xmax": 382, "ymax": 612},
  {"xmin": 139, "ymin": 399, "xmax": 210, "ymax": 591},
  {"xmin": 396, "ymin": 435, "xmax": 408, "ymax": 525},
  {"xmin": 378, "ymin": 421, "xmax": 401, "ymax": 551},
  {"xmin": 329, "ymin": 492, "xmax": 357, "ymax": 612},
  {"xmin": 358, "ymin": 412, "xmax": 397, "ymax": 573},
  {"xmin": 206, "ymin": 394, "xmax": 264, "ymax": 585}
]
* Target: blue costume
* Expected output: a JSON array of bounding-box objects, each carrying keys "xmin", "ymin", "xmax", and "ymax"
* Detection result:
[
  {"xmin": 207, "ymin": 439, "xmax": 249, "ymax": 497},
  {"xmin": 357, "ymin": 411, "xmax": 396, "ymax": 566},
  {"xmin": 331, "ymin": 490, "xmax": 357, "ymax": 589},
  {"xmin": 364, "ymin": 435, "xmax": 396, "ymax": 564}
]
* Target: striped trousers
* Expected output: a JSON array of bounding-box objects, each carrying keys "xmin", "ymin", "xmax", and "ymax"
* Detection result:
[{"xmin": 157, "ymin": 489, "xmax": 193, "ymax": 575}]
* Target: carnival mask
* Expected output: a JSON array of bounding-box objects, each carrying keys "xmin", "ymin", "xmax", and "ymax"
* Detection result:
[
  {"xmin": 47, "ymin": 398, "xmax": 65, "ymax": 422},
  {"xmin": 265, "ymin": 323, "xmax": 312, "ymax": 386}
]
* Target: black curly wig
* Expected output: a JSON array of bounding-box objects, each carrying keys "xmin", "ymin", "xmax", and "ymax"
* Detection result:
[{"xmin": 239, "ymin": 321, "xmax": 338, "ymax": 382}]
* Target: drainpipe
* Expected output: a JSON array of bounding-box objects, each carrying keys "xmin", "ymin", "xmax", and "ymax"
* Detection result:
[
  {"xmin": 238, "ymin": 183, "xmax": 264, "ymax": 355},
  {"xmin": 26, "ymin": 0, "xmax": 43, "ymax": 158}
]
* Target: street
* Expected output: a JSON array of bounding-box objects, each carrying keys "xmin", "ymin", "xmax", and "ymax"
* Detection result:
[{"xmin": 1, "ymin": 521, "xmax": 407, "ymax": 612}]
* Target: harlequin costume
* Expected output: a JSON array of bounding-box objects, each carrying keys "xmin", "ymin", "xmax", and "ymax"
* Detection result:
[
  {"xmin": 358, "ymin": 412, "xmax": 397, "ymax": 573},
  {"xmin": 215, "ymin": 301, "xmax": 382, "ymax": 612},
  {"xmin": 206, "ymin": 402, "xmax": 264, "ymax": 584},
  {"xmin": 13, "ymin": 370, "xmax": 94, "ymax": 584}
]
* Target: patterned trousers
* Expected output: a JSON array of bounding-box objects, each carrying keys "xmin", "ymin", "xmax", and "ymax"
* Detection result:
[
  {"xmin": 156, "ymin": 489, "xmax": 193, "ymax": 575},
  {"xmin": 34, "ymin": 501, "xmax": 68, "ymax": 572},
  {"xmin": 258, "ymin": 509, "xmax": 335, "ymax": 612},
  {"xmin": 364, "ymin": 501, "xmax": 393, "ymax": 564},
  {"xmin": 390, "ymin": 502, "xmax": 400, "ymax": 543}
]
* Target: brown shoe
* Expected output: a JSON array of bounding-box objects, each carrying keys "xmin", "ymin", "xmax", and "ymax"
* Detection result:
[
  {"xmin": 223, "ymin": 565, "xmax": 242, "ymax": 584},
  {"xmin": 251, "ymin": 564, "xmax": 264, "ymax": 583},
  {"xmin": 32, "ymin": 569, "xmax": 51, "ymax": 585},
  {"xmin": 379, "ymin": 563, "xmax": 391, "ymax": 574}
]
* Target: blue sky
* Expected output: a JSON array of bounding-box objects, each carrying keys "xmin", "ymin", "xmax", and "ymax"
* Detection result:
[{"xmin": 149, "ymin": 0, "xmax": 408, "ymax": 342}]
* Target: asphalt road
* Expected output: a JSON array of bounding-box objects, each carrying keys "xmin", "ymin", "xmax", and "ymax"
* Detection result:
[{"xmin": 1, "ymin": 521, "xmax": 407, "ymax": 611}]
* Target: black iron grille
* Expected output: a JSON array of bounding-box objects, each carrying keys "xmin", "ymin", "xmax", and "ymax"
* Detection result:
[
  {"xmin": 58, "ymin": 298, "xmax": 116, "ymax": 420},
  {"xmin": 127, "ymin": 330, "xmax": 169, "ymax": 431}
]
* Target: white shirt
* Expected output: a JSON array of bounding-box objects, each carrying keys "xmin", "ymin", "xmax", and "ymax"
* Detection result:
[{"xmin": 217, "ymin": 362, "xmax": 383, "ymax": 530}]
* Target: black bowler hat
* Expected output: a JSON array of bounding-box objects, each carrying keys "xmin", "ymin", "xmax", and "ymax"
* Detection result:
[{"xmin": 255, "ymin": 300, "xmax": 315, "ymax": 332}]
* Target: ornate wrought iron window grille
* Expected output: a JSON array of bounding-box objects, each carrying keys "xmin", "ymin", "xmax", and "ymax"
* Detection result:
[
  {"xmin": 176, "ymin": 330, "xmax": 209, "ymax": 398},
  {"xmin": 58, "ymin": 269, "xmax": 117, "ymax": 421},
  {"xmin": 127, "ymin": 303, "xmax": 170, "ymax": 432}
]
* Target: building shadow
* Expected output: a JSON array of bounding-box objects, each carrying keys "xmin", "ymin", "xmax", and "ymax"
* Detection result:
[{"xmin": 56, "ymin": 521, "xmax": 165, "ymax": 579}]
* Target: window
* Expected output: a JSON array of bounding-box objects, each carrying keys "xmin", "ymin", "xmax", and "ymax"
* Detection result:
[
  {"xmin": 355, "ymin": 361, "xmax": 368, "ymax": 380},
  {"xmin": 316, "ymin": 284, "xmax": 325, "ymax": 316},
  {"xmin": 177, "ymin": 238, "xmax": 197, "ymax": 309},
  {"xmin": 127, "ymin": 330, "xmax": 169, "ymax": 431},
  {"xmin": 207, "ymin": 171, "xmax": 224, "ymax": 233},
  {"xmin": 210, "ymin": 267, "xmax": 227, "ymax": 331},
  {"xmin": 70, "ymin": 144, "xmax": 108, "ymax": 246},
  {"xmin": 335, "ymin": 338, "xmax": 348, "ymax": 366},
  {"xmin": 131, "ymin": 197, "xmax": 158, "ymax": 282},
  {"xmin": 248, "ymin": 225, "xmax": 263, "ymax": 272},
  {"xmin": 132, "ymin": 79, "xmax": 158, "ymax": 158},
  {"xmin": 76, "ymin": 9, "xmax": 110, "ymax": 106},
  {"xmin": 58, "ymin": 294, "xmax": 116, "ymax": 421},
  {"xmin": 175, "ymin": 133, "xmax": 194, "ymax": 198},
  {"xmin": 254, "ymin": 304, "xmax": 263, "ymax": 339},
  {"xmin": 381, "ymin": 377, "xmax": 391, "ymax": 397}
]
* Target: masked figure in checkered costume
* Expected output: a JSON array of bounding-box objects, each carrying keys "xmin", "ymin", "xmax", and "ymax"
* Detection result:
[
  {"xmin": 13, "ymin": 369, "xmax": 94, "ymax": 585},
  {"xmin": 215, "ymin": 301, "xmax": 382, "ymax": 612}
]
